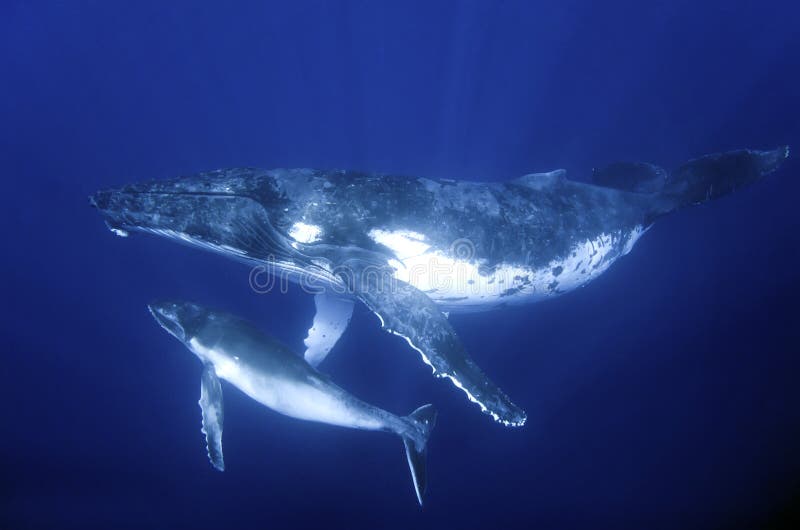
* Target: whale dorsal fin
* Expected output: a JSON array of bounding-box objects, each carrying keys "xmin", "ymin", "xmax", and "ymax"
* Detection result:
[
  {"xmin": 303, "ymin": 294, "xmax": 354, "ymax": 367},
  {"xmin": 512, "ymin": 169, "xmax": 566, "ymax": 190},
  {"xmin": 592, "ymin": 161, "xmax": 667, "ymax": 194},
  {"xmin": 199, "ymin": 364, "xmax": 225, "ymax": 471}
]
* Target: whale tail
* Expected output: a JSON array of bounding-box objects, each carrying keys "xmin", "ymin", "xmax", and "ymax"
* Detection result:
[
  {"xmin": 649, "ymin": 146, "xmax": 789, "ymax": 220},
  {"xmin": 594, "ymin": 146, "xmax": 789, "ymax": 221},
  {"xmin": 402, "ymin": 404, "xmax": 437, "ymax": 506}
]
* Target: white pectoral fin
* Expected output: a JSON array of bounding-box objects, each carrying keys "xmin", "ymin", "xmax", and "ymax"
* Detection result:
[
  {"xmin": 303, "ymin": 294, "xmax": 354, "ymax": 367},
  {"xmin": 346, "ymin": 261, "xmax": 526, "ymax": 427},
  {"xmin": 199, "ymin": 364, "xmax": 225, "ymax": 471}
]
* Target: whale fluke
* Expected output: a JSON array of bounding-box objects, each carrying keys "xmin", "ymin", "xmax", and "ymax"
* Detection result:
[
  {"xmin": 648, "ymin": 146, "xmax": 789, "ymax": 219},
  {"xmin": 666, "ymin": 146, "xmax": 789, "ymax": 206},
  {"xmin": 402, "ymin": 404, "xmax": 437, "ymax": 506}
]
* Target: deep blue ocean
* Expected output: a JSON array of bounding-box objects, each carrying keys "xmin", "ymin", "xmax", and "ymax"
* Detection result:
[{"xmin": 3, "ymin": 1, "xmax": 800, "ymax": 528}]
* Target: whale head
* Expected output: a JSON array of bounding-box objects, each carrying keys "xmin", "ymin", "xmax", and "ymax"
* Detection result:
[
  {"xmin": 148, "ymin": 300, "xmax": 209, "ymax": 344},
  {"xmin": 89, "ymin": 169, "xmax": 295, "ymax": 261}
]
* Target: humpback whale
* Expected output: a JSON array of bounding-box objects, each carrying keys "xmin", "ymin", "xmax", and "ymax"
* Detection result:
[
  {"xmin": 92, "ymin": 146, "xmax": 789, "ymax": 427},
  {"xmin": 148, "ymin": 300, "xmax": 438, "ymax": 505}
]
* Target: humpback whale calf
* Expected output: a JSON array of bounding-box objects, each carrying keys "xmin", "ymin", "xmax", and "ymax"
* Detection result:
[
  {"xmin": 148, "ymin": 300, "xmax": 437, "ymax": 505},
  {"xmin": 92, "ymin": 146, "xmax": 789, "ymax": 426}
]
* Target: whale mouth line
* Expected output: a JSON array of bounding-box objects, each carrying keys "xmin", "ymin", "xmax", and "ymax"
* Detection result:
[
  {"xmin": 90, "ymin": 189, "xmax": 244, "ymax": 207},
  {"xmin": 147, "ymin": 303, "xmax": 187, "ymax": 343}
]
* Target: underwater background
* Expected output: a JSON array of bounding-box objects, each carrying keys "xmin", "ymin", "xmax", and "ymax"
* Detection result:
[{"xmin": 2, "ymin": 1, "xmax": 800, "ymax": 528}]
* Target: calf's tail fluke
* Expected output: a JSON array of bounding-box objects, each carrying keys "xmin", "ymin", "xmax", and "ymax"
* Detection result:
[
  {"xmin": 402, "ymin": 404, "xmax": 437, "ymax": 506},
  {"xmin": 650, "ymin": 146, "xmax": 789, "ymax": 219}
]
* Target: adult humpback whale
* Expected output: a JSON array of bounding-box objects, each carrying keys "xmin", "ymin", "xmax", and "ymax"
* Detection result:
[
  {"xmin": 148, "ymin": 300, "xmax": 437, "ymax": 505},
  {"xmin": 91, "ymin": 146, "xmax": 789, "ymax": 427}
]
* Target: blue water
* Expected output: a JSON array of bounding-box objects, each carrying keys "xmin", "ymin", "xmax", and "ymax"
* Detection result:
[{"xmin": 3, "ymin": 1, "xmax": 799, "ymax": 528}]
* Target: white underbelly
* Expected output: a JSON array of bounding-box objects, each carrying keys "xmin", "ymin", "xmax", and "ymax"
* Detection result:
[
  {"xmin": 247, "ymin": 377, "xmax": 382, "ymax": 429},
  {"xmin": 377, "ymin": 226, "xmax": 646, "ymax": 312},
  {"xmin": 189, "ymin": 338, "xmax": 385, "ymax": 429},
  {"xmin": 212, "ymin": 360, "xmax": 384, "ymax": 430}
]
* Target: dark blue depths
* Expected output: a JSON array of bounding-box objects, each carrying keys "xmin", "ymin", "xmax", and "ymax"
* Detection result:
[{"xmin": 2, "ymin": 1, "xmax": 799, "ymax": 528}]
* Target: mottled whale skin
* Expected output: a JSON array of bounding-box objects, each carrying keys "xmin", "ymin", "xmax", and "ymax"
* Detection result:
[{"xmin": 91, "ymin": 146, "xmax": 789, "ymax": 426}]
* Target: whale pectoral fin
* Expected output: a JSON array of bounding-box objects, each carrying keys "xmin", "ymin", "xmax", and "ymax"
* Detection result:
[
  {"xmin": 346, "ymin": 265, "xmax": 526, "ymax": 427},
  {"xmin": 303, "ymin": 294, "xmax": 354, "ymax": 367},
  {"xmin": 199, "ymin": 364, "xmax": 225, "ymax": 471}
]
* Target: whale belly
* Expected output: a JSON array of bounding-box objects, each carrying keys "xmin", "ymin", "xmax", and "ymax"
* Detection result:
[
  {"xmin": 190, "ymin": 338, "xmax": 387, "ymax": 430},
  {"xmin": 227, "ymin": 367, "xmax": 385, "ymax": 430},
  {"xmin": 380, "ymin": 226, "xmax": 647, "ymax": 312}
]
